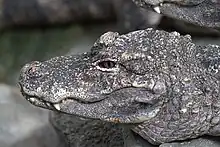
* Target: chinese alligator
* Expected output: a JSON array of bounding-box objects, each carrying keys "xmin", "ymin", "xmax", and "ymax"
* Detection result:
[{"xmin": 19, "ymin": 28, "xmax": 220, "ymax": 145}]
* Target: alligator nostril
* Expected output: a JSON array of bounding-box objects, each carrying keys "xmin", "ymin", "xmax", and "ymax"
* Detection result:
[{"xmin": 26, "ymin": 61, "xmax": 43, "ymax": 79}]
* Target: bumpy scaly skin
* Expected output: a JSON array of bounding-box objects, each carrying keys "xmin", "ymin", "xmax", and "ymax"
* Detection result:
[
  {"xmin": 19, "ymin": 28, "xmax": 220, "ymax": 144},
  {"xmin": 133, "ymin": 0, "xmax": 220, "ymax": 29}
]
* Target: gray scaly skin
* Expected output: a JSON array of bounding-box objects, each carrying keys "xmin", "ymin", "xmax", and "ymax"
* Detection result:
[
  {"xmin": 19, "ymin": 28, "xmax": 220, "ymax": 145},
  {"xmin": 133, "ymin": 0, "xmax": 220, "ymax": 29}
]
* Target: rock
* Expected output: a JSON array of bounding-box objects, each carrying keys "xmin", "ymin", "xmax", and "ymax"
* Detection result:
[
  {"xmin": 50, "ymin": 112, "xmax": 124, "ymax": 147},
  {"xmin": 0, "ymin": 84, "xmax": 64, "ymax": 147}
]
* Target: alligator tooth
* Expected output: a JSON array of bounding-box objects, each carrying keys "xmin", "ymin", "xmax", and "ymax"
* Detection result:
[
  {"xmin": 46, "ymin": 103, "xmax": 51, "ymax": 107},
  {"xmin": 153, "ymin": 6, "xmax": 161, "ymax": 14},
  {"xmin": 29, "ymin": 97, "xmax": 36, "ymax": 102},
  {"xmin": 53, "ymin": 104, "xmax": 61, "ymax": 110}
]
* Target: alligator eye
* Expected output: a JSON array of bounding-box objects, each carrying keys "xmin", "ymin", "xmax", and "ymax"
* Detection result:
[{"xmin": 98, "ymin": 60, "xmax": 116, "ymax": 69}]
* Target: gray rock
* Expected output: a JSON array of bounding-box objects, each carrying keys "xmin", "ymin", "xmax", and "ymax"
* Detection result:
[{"xmin": 50, "ymin": 112, "xmax": 124, "ymax": 147}]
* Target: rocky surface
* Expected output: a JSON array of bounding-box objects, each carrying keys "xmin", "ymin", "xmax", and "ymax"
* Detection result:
[{"xmin": 50, "ymin": 112, "xmax": 124, "ymax": 147}]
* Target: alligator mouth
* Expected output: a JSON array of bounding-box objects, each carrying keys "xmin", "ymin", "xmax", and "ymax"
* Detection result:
[
  {"xmin": 19, "ymin": 84, "xmax": 103, "ymax": 111},
  {"xmin": 22, "ymin": 94, "xmax": 105, "ymax": 111},
  {"xmin": 24, "ymin": 95, "xmax": 58, "ymax": 110},
  {"xmin": 146, "ymin": 1, "xmax": 203, "ymax": 14}
]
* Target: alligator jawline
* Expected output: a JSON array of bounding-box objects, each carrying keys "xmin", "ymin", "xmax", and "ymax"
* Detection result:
[{"xmin": 23, "ymin": 93, "xmax": 104, "ymax": 111}]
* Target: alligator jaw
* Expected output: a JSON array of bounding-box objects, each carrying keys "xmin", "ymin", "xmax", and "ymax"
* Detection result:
[{"xmin": 22, "ymin": 92, "xmax": 105, "ymax": 111}]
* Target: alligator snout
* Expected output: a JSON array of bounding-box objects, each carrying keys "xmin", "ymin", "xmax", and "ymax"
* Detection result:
[{"xmin": 20, "ymin": 61, "xmax": 44, "ymax": 81}]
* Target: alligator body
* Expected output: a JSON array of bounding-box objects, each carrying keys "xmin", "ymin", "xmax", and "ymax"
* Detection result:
[
  {"xmin": 19, "ymin": 28, "xmax": 220, "ymax": 145},
  {"xmin": 133, "ymin": 0, "xmax": 220, "ymax": 29}
]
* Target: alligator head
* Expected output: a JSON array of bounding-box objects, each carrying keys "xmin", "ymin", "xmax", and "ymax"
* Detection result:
[{"xmin": 19, "ymin": 29, "xmax": 195, "ymax": 124}]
